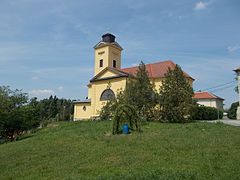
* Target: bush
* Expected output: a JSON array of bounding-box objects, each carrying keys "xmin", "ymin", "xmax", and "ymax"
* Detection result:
[
  {"xmin": 227, "ymin": 102, "xmax": 238, "ymax": 119},
  {"xmin": 192, "ymin": 105, "xmax": 223, "ymax": 120}
]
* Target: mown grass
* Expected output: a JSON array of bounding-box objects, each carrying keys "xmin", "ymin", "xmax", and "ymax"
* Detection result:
[{"xmin": 0, "ymin": 121, "xmax": 240, "ymax": 179}]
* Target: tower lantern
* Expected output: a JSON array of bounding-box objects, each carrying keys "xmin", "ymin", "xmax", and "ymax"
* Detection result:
[{"xmin": 102, "ymin": 33, "xmax": 115, "ymax": 43}]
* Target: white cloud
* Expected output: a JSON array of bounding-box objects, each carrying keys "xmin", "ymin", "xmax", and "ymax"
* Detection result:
[
  {"xmin": 227, "ymin": 46, "xmax": 240, "ymax": 52},
  {"xmin": 29, "ymin": 89, "xmax": 55, "ymax": 98},
  {"xmin": 33, "ymin": 67, "xmax": 93, "ymax": 76},
  {"xmin": 58, "ymin": 86, "xmax": 64, "ymax": 92},
  {"xmin": 194, "ymin": 1, "xmax": 211, "ymax": 10}
]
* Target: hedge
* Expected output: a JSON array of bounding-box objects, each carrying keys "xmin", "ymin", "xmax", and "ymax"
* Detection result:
[{"xmin": 192, "ymin": 105, "xmax": 223, "ymax": 120}]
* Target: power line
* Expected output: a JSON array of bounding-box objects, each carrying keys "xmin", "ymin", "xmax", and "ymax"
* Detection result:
[
  {"xmin": 210, "ymin": 84, "xmax": 235, "ymax": 93},
  {"xmin": 197, "ymin": 80, "xmax": 235, "ymax": 92}
]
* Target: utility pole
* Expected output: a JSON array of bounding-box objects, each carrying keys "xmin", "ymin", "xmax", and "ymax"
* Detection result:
[{"xmin": 233, "ymin": 67, "xmax": 240, "ymax": 120}]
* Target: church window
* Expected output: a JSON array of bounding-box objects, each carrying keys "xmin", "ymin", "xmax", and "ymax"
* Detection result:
[
  {"xmin": 100, "ymin": 89, "xmax": 115, "ymax": 101},
  {"xmin": 113, "ymin": 60, "xmax": 116, "ymax": 68},
  {"xmin": 83, "ymin": 106, "xmax": 86, "ymax": 111},
  {"xmin": 99, "ymin": 59, "xmax": 103, "ymax": 67}
]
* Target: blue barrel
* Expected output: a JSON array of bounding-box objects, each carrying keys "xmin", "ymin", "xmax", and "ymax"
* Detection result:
[{"xmin": 122, "ymin": 124, "xmax": 129, "ymax": 134}]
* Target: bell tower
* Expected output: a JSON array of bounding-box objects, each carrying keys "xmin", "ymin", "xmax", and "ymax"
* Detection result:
[{"xmin": 93, "ymin": 33, "xmax": 123, "ymax": 76}]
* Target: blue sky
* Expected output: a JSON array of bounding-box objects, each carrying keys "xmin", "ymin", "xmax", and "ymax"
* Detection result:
[{"xmin": 0, "ymin": 0, "xmax": 239, "ymax": 108}]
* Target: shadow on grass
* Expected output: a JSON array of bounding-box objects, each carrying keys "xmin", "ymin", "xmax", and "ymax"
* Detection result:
[{"xmin": 0, "ymin": 128, "xmax": 42, "ymax": 145}]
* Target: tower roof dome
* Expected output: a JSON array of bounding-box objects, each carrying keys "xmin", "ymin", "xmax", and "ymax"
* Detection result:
[
  {"xmin": 94, "ymin": 33, "xmax": 123, "ymax": 50},
  {"xmin": 102, "ymin": 33, "xmax": 115, "ymax": 43}
]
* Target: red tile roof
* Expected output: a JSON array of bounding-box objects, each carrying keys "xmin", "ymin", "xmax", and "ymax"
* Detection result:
[
  {"xmin": 121, "ymin": 60, "xmax": 194, "ymax": 80},
  {"xmin": 193, "ymin": 92, "xmax": 224, "ymax": 100}
]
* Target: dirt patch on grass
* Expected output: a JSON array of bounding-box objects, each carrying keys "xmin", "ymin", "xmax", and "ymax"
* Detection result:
[{"xmin": 47, "ymin": 123, "xmax": 59, "ymax": 128}]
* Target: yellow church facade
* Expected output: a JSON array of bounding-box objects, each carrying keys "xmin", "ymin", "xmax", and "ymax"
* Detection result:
[{"xmin": 73, "ymin": 33, "xmax": 194, "ymax": 121}]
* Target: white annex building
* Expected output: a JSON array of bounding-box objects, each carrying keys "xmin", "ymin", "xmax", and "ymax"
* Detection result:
[{"xmin": 193, "ymin": 91, "xmax": 224, "ymax": 110}]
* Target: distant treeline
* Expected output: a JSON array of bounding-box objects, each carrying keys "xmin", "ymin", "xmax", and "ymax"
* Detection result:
[
  {"xmin": 0, "ymin": 86, "xmax": 73, "ymax": 141},
  {"xmin": 30, "ymin": 95, "xmax": 73, "ymax": 122}
]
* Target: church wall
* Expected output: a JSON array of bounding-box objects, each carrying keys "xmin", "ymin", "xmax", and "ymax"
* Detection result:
[
  {"xmin": 87, "ymin": 85, "xmax": 92, "ymax": 99},
  {"xmin": 74, "ymin": 103, "xmax": 92, "ymax": 120},
  {"xmin": 152, "ymin": 78, "xmax": 164, "ymax": 92},
  {"xmin": 91, "ymin": 77, "xmax": 127, "ymax": 116}
]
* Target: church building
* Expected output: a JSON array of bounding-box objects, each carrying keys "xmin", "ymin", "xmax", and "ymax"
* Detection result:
[{"xmin": 73, "ymin": 33, "xmax": 194, "ymax": 120}]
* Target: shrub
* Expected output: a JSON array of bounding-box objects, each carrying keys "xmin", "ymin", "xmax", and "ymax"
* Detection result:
[
  {"xmin": 192, "ymin": 105, "xmax": 223, "ymax": 120},
  {"xmin": 227, "ymin": 102, "xmax": 238, "ymax": 119}
]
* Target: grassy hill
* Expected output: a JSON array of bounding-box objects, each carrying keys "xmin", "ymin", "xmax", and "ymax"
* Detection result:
[{"xmin": 0, "ymin": 121, "xmax": 240, "ymax": 179}]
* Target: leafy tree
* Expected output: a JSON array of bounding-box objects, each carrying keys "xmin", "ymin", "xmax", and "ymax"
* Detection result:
[
  {"xmin": 0, "ymin": 86, "xmax": 74, "ymax": 141},
  {"xmin": 158, "ymin": 65, "xmax": 195, "ymax": 123},
  {"xmin": 1, "ymin": 105, "xmax": 40, "ymax": 140},
  {"xmin": 0, "ymin": 86, "xmax": 40, "ymax": 141},
  {"xmin": 0, "ymin": 86, "xmax": 28, "ymax": 111}
]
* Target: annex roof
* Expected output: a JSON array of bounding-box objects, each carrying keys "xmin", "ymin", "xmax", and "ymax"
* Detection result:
[
  {"xmin": 121, "ymin": 60, "xmax": 194, "ymax": 80},
  {"xmin": 193, "ymin": 92, "xmax": 224, "ymax": 100}
]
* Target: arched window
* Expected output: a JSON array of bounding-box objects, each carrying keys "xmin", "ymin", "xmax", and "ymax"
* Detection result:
[{"xmin": 100, "ymin": 89, "xmax": 115, "ymax": 101}]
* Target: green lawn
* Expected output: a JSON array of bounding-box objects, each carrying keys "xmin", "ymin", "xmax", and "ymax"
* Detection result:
[{"xmin": 0, "ymin": 121, "xmax": 240, "ymax": 180}]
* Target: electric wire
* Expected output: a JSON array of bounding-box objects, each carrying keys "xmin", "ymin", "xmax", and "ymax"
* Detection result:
[
  {"xmin": 198, "ymin": 80, "xmax": 235, "ymax": 92},
  {"xmin": 209, "ymin": 84, "xmax": 235, "ymax": 93}
]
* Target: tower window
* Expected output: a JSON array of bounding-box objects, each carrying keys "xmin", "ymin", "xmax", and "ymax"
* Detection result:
[
  {"xmin": 99, "ymin": 59, "xmax": 103, "ymax": 67},
  {"xmin": 113, "ymin": 60, "xmax": 116, "ymax": 68}
]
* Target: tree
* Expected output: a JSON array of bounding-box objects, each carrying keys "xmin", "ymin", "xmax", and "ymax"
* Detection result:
[
  {"xmin": 228, "ymin": 102, "xmax": 238, "ymax": 119},
  {"xmin": 125, "ymin": 61, "xmax": 157, "ymax": 121},
  {"xmin": 99, "ymin": 61, "xmax": 157, "ymax": 121},
  {"xmin": 99, "ymin": 90, "xmax": 126, "ymax": 120},
  {"xmin": 0, "ymin": 86, "xmax": 40, "ymax": 141},
  {"xmin": 158, "ymin": 65, "xmax": 195, "ymax": 123},
  {"xmin": 34, "ymin": 96, "xmax": 73, "ymax": 122},
  {"xmin": 1, "ymin": 105, "xmax": 40, "ymax": 140}
]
